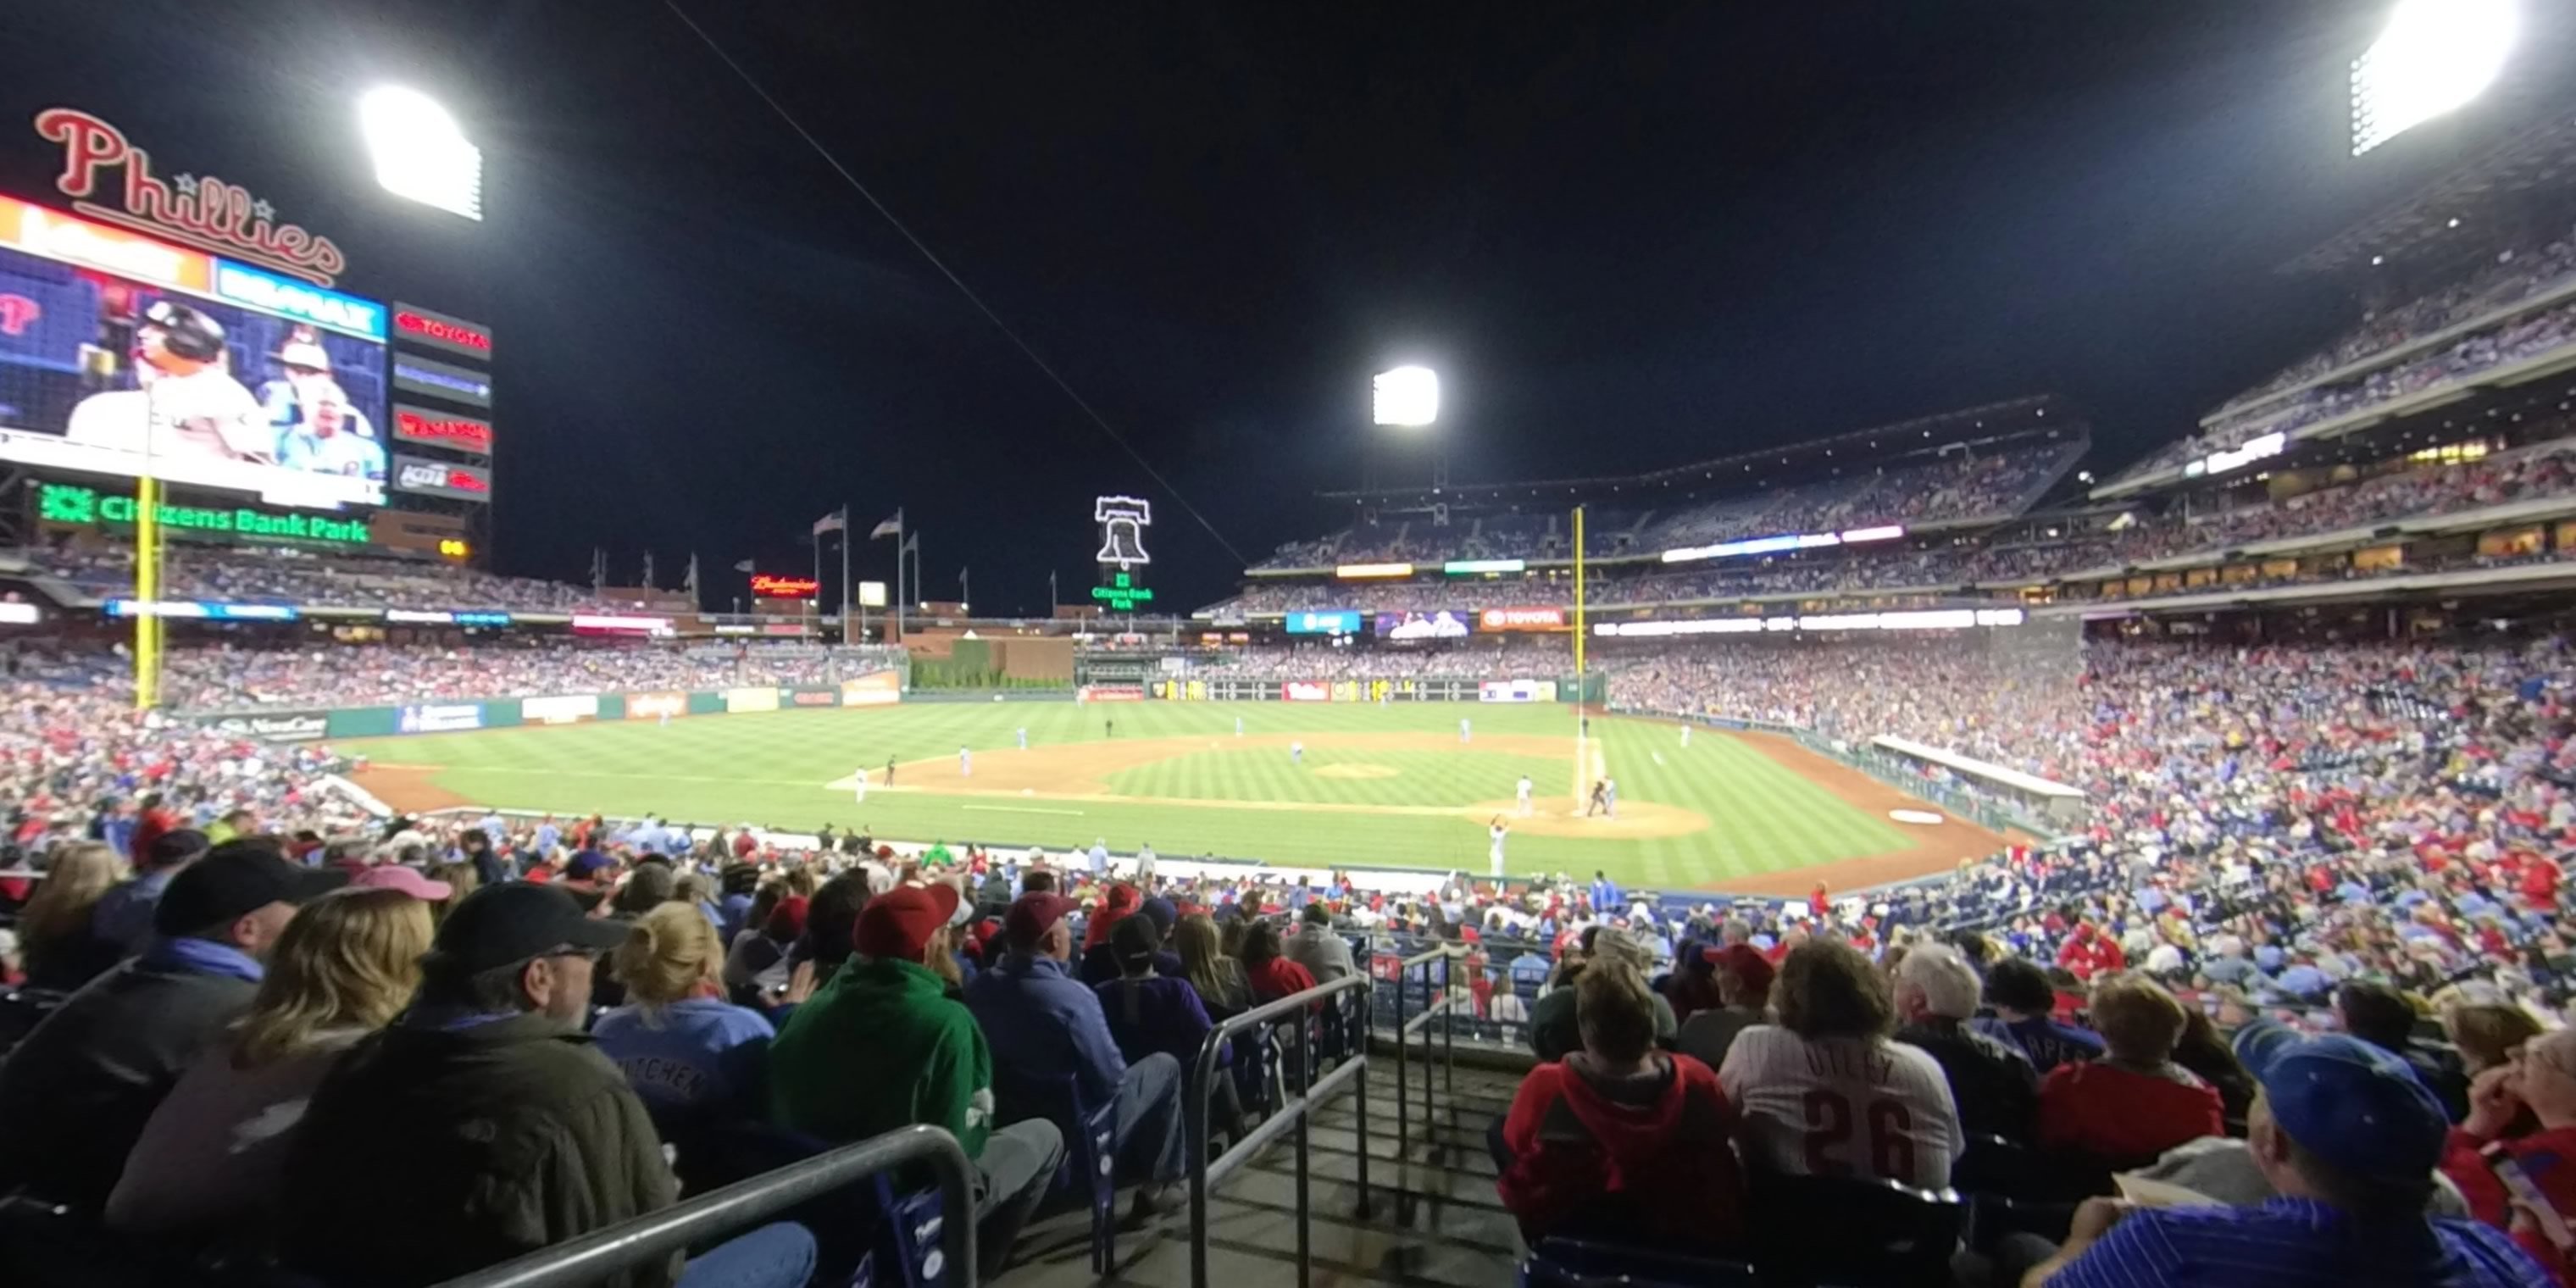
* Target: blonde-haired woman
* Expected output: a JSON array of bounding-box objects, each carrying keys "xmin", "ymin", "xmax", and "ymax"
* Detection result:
[
  {"xmin": 19, "ymin": 841, "xmax": 127, "ymax": 991},
  {"xmin": 1175, "ymin": 912, "xmax": 1251, "ymax": 1013},
  {"xmin": 107, "ymin": 886, "xmax": 433, "ymax": 1237},
  {"xmin": 592, "ymin": 902, "xmax": 775, "ymax": 1126}
]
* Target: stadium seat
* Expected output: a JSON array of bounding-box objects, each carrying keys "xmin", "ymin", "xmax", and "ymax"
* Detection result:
[
  {"xmin": 675, "ymin": 1119, "xmax": 922, "ymax": 1285},
  {"xmin": 1950, "ymin": 1133, "xmax": 2056, "ymax": 1198},
  {"xmin": 0, "ymin": 986, "xmax": 69, "ymax": 1058},
  {"xmin": 1517, "ymin": 1236, "xmax": 1759, "ymax": 1287},
  {"xmin": 991, "ymin": 1067, "xmax": 1119, "ymax": 1275},
  {"xmin": 1743, "ymin": 1172, "xmax": 1967, "ymax": 1287}
]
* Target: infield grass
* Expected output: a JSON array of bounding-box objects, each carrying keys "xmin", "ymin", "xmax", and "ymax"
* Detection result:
[{"xmin": 336, "ymin": 702, "xmax": 1921, "ymax": 890}]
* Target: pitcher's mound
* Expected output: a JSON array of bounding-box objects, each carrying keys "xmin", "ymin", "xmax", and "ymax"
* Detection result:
[{"xmin": 1315, "ymin": 763, "xmax": 1400, "ymax": 780}]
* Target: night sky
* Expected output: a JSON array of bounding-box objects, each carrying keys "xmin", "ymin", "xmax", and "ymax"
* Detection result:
[{"xmin": 6, "ymin": 2, "xmax": 2569, "ymax": 611}]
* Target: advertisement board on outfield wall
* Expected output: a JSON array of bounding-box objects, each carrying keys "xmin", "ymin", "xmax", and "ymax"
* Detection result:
[
  {"xmin": 840, "ymin": 671, "xmax": 902, "ymax": 707},
  {"xmin": 627, "ymin": 691, "xmax": 687, "ymax": 720},
  {"xmin": 1480, "ymin": 679, "xmax": 1560, "ymax": 703},
  {"xmin": 1080, "ymin": 686, "xmax": 1146, "ymax": 702},
  {"xmin": 204, "ymin": 710, "xmax": 328, "ymax": 741},
  {"xmin": 398, "ymin": 702, "xmax": 484, "ymax": 733},
  {"xmin": 725, "ymin": 686, "xmax": 780, "ymax": 713},
  {"xmin": 786, "ymin": 686, "xmax": 840, "ymax": 708},
  {"xmin": 521, "ymin": 694, "xmax": 599, "ymax": 725},
  {"xmin": 1283, "ymin": 681, "xmax": 1331, "ymax": 702}
]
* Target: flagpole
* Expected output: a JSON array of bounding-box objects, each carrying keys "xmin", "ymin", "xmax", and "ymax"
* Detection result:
[
  {"xmin": 841, "ymin": 502, "xmax": 852, "ymax": 645},
  {"xmin": 895, "ymin": 508, "xmax": 906, "ymax": 644},
  {"xmin": 813, "ymin": 533, "xmax": 823, "ymax": 638}
]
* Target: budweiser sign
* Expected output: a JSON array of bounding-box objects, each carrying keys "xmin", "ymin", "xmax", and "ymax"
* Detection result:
[
  {"xmin": 36, "ymin": 108, "xmax": 347, "ymax": 287},
  {"xmin": 392, "ymin": 405, "xmax": 495, "ymax": 455}
]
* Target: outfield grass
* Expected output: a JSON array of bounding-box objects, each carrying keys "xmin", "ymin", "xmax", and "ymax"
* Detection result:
[{"xmin": 336, "ymin": 702, "xmax": 1921, "ymax": 889}]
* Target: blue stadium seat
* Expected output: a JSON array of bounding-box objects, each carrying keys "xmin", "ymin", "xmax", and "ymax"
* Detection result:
[
  {"xmin": 1744, "ymin": 1172, "xmax": 1967, "ymax": 1287},
  {"xmin": 991, "ymin": 1067, "xmax": 1119, "ymax": 1274}
]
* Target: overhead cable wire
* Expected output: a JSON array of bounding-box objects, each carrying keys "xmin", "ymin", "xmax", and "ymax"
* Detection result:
[{"xmin": 662, "ymin": 0, "xmax": 1250, "ymax": 564}]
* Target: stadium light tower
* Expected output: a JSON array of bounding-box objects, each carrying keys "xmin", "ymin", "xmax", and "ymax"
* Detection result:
[
  {"xmin": 1372, "ymin": 365, "xmax": 1448, "ymax": 491},
  {"xmin": 359, "ymin": 86, "xmax": 484, "ymax": 219},
  {"xmin": 2351, "ymin": 0, "xmax": 2522, "ymax": 156},
  {"xmin": 1373, "ymin": 366, "xmax": 1441, "ymax": 428}
]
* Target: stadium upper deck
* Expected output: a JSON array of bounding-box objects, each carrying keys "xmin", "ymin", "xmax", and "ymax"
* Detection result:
[
  {"xmin": 2099, "ymin": 114, "xmax": 2576, "ymax": 501},
  {"xmin": 1248, "ymin": 398, "xmax": 2087, "ymax": 574}
]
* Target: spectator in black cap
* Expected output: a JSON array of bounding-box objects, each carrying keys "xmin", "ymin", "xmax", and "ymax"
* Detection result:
[
  {"xmin": 0, "ymin": 839, "xmax": 344, "ymax": 1208},
  {"xmin": 282, "ymin": 882, "xmax": 817, "ymax": 1288},
  {"xmin": 89, "ymin": 825, "xmax": 212, "ymax": 954}
]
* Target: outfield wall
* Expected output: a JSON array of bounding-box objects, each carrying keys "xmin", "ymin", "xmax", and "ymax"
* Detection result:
[
  {"xmin": 1125, "ymin": 674, "xmax": 1604, "ymax": 702},
  {"xmin": 187, "ymin": 669, "xmax": 905, "ymax": 741}
]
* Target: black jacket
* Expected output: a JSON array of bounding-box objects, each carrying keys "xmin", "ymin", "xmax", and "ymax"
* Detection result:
[
  {"xmin": 0, "ymin": 954, "xmax": 258, "ymax": 1208},
  {"xmin": 281, "ymin": 1012, "xmax": 678, "ymax": 1288},
  {"xmin": 1896, "ymin": 1017, "xmax": 2041, "ymax": 1143}
]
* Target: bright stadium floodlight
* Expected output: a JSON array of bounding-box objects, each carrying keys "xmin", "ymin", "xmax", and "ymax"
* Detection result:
[
  {"xmin": 1373, "ymin": 366, "xmax": 1440, "ymax": 427},
  {"xmin": 2351, "ymin": 0, "xmax": 2521, "ymax": 156},
  {"xmin": 359, "ymin": 87, "xmax": 484, "ymax": 219}
]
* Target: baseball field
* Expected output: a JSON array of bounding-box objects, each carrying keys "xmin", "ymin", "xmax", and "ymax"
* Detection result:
[{"xmin": 339, "ymin": 702, "xmax": 2007, "ymax": 894}]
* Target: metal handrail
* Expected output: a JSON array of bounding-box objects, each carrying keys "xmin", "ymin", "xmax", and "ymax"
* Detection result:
[
  {"xmin": 1185, "ymin": 972, "xmax": 1375, "ymax": 1288},
  {"xmin": 429, "ymin": 1124, "xmax": 975, "ymax": 1288},
  {"xmin": 1388, "ymin": 941, "xmax": 1466, "ymax": 1219}
]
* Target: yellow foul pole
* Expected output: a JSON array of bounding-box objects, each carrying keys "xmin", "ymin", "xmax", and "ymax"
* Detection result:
[
  {"xmin": 1572, "ymin": 505, "xmax": 1586, "ymax": 681},
  {"xmin": 134, "ymin": 475, "xmax": 160, "ymax": 709}
]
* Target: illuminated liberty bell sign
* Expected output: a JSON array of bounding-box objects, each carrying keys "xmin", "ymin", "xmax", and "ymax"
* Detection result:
[
  {"xmin": 1094, "ymin": 496, "xmax": 1152, "ymax": 569},
  {"xmin": 1091, "ymin": 495, "xmax": 1156, "ymax": 612}
]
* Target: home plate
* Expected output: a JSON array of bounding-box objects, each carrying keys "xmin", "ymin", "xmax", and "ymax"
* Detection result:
[
  {"xmin": 1021, "ymin": 788, "xmax": 1035, "ymax": 796},
  {"xmin": 1889, "ymin": 808, "xmax": 1945, "ymax": 825}
]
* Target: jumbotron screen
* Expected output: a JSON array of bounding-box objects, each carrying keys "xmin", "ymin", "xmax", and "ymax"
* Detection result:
[
  {"xmin": 1375, "ymin": 609, "xmax": 1474, "ymax": 642},
  {"xmin": 0, "ymin": 195, "xmax": 389, "ymax": 509}
]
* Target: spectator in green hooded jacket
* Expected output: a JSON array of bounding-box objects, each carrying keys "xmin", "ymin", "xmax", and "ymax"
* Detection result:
[{"xmin": 771, "ymin": 880, "xmax": 1064, "ymax": 1274}]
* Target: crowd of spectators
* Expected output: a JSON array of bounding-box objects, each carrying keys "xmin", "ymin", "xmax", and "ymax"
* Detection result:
[
  {"xmin": 35, "ymin": 547, "xmax": 614, "ymax": 613},
  {"xmin": 2121, "ymin": 277, "xmax": 2576, "ymax": 485},
  {"xmin": 154, "ymin": 641, "xmax": 903, "ymax": 711},
  {"xmin": 1208, "ymin": 436, "xmax": 2576, "ymax": 621},
  {"xmin": 8, "ymin": 620, "xmax": 2576, "ymax": 1281},
  {"xmin": 1246, "ymin": 433, "xmax": 2079, "ymax": 572},
  {"xmin": 2219, "ymin": 222, "xmax": 2576, "ymax": 419}
]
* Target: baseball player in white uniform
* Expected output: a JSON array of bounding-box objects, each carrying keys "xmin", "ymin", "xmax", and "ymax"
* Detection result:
[
  {"xmin": 1291, "ymin": 741, "xmax": 1304, "ymax": 766},
  {"xmin": 1515, "ymin": 775, "xmax": 1533, "ymax": 816},
  {"xmin": 853, "ymin": 768, "xmax": 869, "ymax": 804},
  {"xmin": 958, "ymin": 746, "xmax": 973, "ymax": 777},
  {"xmin": 1680, "ymin": 724, "xmax": 1691, "ymax": 747},
  {"xmin": 1487, "ymin": 818, "xmax": 1508, "ymax": 878}
]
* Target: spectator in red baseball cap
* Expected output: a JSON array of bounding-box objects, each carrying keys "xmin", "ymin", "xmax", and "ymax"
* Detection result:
[
  {"xmin": 1677, "ymin": 944, "xmax": 1774, "ymax": 1070},
  {"xmin": 773, "ymin": 881, "xmax": 1064, "ymax": 1272},
  {"xmin": 966, "ymin": 890, "xmax": 1190, "ymax": 1225}
]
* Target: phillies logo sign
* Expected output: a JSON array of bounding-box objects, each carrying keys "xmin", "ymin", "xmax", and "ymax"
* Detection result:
[
  {"xmin": 36, "ymin": 108, "xmax": 347, "ymax": 287},
  {"xmin": 0, "ymin": 293, "xmax": 36, "ymax": 336}
]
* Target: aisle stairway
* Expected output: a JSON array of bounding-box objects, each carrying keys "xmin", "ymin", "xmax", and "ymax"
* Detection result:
[{"xmin": 991, "ymin": 1060, "xmax": 1526, "ymax": 1287}]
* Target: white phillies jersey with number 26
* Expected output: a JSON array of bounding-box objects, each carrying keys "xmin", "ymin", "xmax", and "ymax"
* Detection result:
[{"xmin": 1717, "ymin": 1025, "xmax": 1962, "ymax": 1191}]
